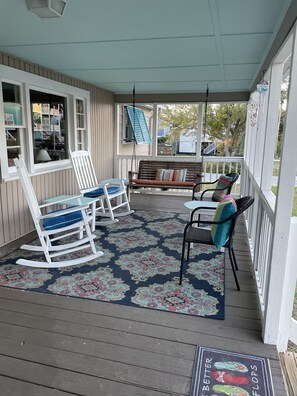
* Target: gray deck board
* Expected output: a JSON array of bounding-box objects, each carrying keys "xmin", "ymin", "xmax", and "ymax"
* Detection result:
[
  {"xmin": 0, "ymin": 193, "xmax": 287, "ymax": 395},
  {"xmin": 0, "ymin": 376, "xmax": 75, "ymax": 396}
]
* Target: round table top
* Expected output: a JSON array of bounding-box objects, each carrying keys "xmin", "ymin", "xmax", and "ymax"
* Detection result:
[{"xmin": 184, "ymin": 200, "xmax": 219, "ymax": 210}]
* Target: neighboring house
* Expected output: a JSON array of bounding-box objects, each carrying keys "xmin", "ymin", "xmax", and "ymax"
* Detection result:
[
  {"xmin": 178, "ymin": 132, "xmax": 196, "ymax": 154},
  {"xmin": 178, "ymin": 131, "xmax": 216, "ymax": 155}
]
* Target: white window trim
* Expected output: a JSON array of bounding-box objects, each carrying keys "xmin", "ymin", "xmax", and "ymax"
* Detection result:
[
  {"xmin": 74, "ymin": 96, "xmax": 89, "ymax": 151},
  {"xmin": 0, "ymin": 64, "xmax": 90, "ymax": 181}
]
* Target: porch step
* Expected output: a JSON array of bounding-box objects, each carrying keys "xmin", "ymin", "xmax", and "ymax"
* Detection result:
[{"xmin": 279, "ymin": 352, "xmax": 297, "ymax": 396}]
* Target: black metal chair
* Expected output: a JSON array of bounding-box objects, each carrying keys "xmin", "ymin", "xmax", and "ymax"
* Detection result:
[
  {"xmin": 192, "ymin": 172, "xmax": 239, "ymax": 201},
  {"xmin": 179, "ymin": 196, "xmax": 254, "ymax": 291}
]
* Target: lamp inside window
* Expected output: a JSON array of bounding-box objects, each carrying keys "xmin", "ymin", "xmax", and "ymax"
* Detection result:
[{"xmin": 36, "ymin": 148, "xmax": 52, "ymax": 163}]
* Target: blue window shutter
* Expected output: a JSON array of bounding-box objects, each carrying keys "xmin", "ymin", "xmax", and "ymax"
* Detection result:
[{"xmin": 125, "ymin": 105, "xmax": 152, "ymax": 144}]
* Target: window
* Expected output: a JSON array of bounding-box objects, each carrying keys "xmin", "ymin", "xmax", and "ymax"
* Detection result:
[
  {"xmin": 30, "ymin": 90, "xmax": 68, "ymax": 163},
  {"xmin": 123, "ymin": 105, "xmax": 152, "ymax": 144},
  {"xmin": 0, "ymin": 65, "xmax": 90, "ymax": 180},
  {"xmin": 2, "ymin": 82, "xmax": 25, "ymax": 173},
  {"xmin": 75, "ymin": 98, "xmax": 87, "ymax": 150}
]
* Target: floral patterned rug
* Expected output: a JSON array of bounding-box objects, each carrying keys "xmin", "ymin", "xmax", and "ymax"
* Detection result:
[{"xmin": 0, "ymin": 211, "xmax": 225, "ymax": 319}]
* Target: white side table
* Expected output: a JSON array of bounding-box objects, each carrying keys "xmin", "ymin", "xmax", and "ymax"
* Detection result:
[
  {"xmin": 184, "ymin": 200, "xmax": 219, "ymax": 215},
  {"xmin": 184, "ymin": 200, "xmax": 219, "ymax": 249}
]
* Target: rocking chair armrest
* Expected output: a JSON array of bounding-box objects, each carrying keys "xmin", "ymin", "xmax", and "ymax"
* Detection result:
[
  {"xmin": 41, "ymin": 195, "xmax": 84, "ymax": 208},
  {"xmin": 100, "ymin": 178, "xmax": 126, "ymax": 186},
  {"xmin": 40, "ymin": 204, "xmax": 89, "ymax": 219}
]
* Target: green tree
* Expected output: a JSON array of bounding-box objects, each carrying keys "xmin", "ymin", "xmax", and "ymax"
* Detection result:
[
  {"xmin": 159, "ymin": 104, "xmax": 199, "ymax": 153},
  {"xmin": 159, "ymin": 103, "xmax": 247, "ymax": 156},
  {"xmin": 206, "ymin": 103, "xmax": 247, "ymax": 156}
]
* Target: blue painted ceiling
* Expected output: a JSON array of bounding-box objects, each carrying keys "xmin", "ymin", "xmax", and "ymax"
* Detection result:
[{"xmin": 0, "ymin": 0, "xmax": 293, "ymax": 94}]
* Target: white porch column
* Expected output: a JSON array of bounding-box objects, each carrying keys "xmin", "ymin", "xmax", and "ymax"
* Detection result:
[
  {"xmin": 253, "ymin": 79, "xmax": 269, "ymax": 182},
  {"xmin": 245, "ymin": 93, "xmax": 258, "ymax": 172},
  {"xmin": 114, "ymin": 104, "xmax": 120, "ymax": 178},
  {"xmin": 263, "ymin": 26, "xmax": 297, "ymax": 350},
  {"xmin": 196, "ymin": 103, "xmax": 203, "ymax": 162},
  {"xmin": 260, "ymin": 63, "xmax": 283, "ymax": 191},
  {"xmin": 151, "ymin": 103, "xmax": 158, "ymax": 159}
]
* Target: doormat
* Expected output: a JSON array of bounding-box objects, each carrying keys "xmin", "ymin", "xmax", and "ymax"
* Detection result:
[
  {"xmin": 190, "ymin": 346, "xmax": 274, "ymax": 396},
  {"xmin": 0, "ymin": 211, "xmax": 225, "ymax": 319}
]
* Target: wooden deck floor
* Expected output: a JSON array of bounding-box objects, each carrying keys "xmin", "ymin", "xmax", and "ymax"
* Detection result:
[{"xmin": 0, "ymin": 193, "xmax": 287, "ymax": 395}]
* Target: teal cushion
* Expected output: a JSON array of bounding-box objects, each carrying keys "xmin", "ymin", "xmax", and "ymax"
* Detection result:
[
  {"xmin": 211, "ymin": 195, "xmax": 237, "ymax": 248},
  {"xmin": 43, "ymin": 208, "xmax": 83, "ymax": 231},
  {"xmin": 84, "ymin": 186, "xmax": 120, "ymax": 198}
]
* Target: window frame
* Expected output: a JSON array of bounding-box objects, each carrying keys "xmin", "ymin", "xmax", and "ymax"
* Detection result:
[
  {"xmin": 74, "ymin": 96, "xmax": 89, "ymax": 150},
  {"xmin": 0, "ymin": 65, "xmax": 90, "ymax": 180},
  {"xmin": 0, "ymin": 78, "xmax": 26, "ymax": 177}
]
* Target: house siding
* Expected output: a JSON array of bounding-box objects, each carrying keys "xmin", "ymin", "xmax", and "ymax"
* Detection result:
[{"xmin": 0, "ymin": 52, "xmax": 115, "ymax": 247}]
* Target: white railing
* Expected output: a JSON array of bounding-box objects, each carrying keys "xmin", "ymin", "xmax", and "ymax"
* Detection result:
[
  {"xmin": 241, "ymin": 163, "xmax": 275, "ymax": 321},
  {"xmin": 201, "ymin": 156, "xmax": 242, "ymax": 180},
  {"xmin": 287, "ymin": 218, "xmax": 297, "ymax": 347},
  {"xmin": 201, "ymin": 157, "xmax": 242, "ymax": 194},
  {"xmin": 116, "ymin": 155, "xmax": 242, "ymax": 193},
  {"xmin": 241, "ymin": 161, "xmax": 297, "ymax": 350}
]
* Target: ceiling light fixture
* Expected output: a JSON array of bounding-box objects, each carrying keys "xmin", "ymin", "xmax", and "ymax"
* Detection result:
[{"xmin": 25, "ymin": 0, "xmax": 68, "ymax": 18}]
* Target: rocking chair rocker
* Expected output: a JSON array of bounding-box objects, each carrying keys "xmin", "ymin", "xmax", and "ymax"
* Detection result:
[
  {"xmin": 70, "ymin": 149, "xmax": 134, "ymax": 225},
  {"xmin": 14, "ymin": 156, "xmax": 103, "ymax": 268}
]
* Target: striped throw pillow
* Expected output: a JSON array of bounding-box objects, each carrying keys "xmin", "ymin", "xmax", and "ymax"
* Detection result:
[
  {"xmin": 212, "ymin": 175, "xmax": 233, "ymax": 202},
  {"xmin": 155, "ymin": 168, "xmax": 174, "ymax": 181},
  {"xmin": 173, "ymin": 169, "xmax": 187, "ymax": 182},
  {"xmin": 211, "ymin": 195, "xmax": 237, "ymax": 248}
]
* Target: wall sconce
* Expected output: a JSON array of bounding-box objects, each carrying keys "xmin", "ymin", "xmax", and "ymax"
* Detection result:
[
  {"xmin": 25, "ymin": 0, "xmax": 68, "ymax": 18},
  {"xmin": 36, "ymin": 148, "xmax": 52, "ymax": 163}
]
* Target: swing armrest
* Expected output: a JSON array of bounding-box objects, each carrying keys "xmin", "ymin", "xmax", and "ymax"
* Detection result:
[{"xmin": 128, "ymin": 171, "xmax": 139, "ymax": 181}]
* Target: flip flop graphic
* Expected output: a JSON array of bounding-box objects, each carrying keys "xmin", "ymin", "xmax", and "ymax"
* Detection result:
[
  {"xmin": 212, "ymin": 370, "xmax": 249, "ymax": 385},
  {"xmin": 212, "ymin": 384, "xmax": 250, "ymax": 396},
  {"xmin": 214, "ymin": 361, "xmax": 248, "ymax": 373}
]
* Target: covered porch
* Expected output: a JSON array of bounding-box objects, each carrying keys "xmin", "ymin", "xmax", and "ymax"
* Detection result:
[
  {"xmin": 0, "ymin": 193, "xmax": 287, "ymax": 395},
  {"xmin": 0, "ymin": 1, "xmax": 297, "ymax": 394}
]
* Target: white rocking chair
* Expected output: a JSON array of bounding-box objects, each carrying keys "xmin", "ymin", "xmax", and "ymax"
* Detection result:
[
  {"xmin": 14, "ymin": 156, "xmax": 103, "ymax": 268},
  {"xmin": 70, "ymin": 149, "xmax": 134, "ymax": 225}
]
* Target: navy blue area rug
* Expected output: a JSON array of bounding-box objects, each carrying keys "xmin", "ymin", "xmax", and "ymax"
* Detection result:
[
  {"xmin": 0, "ymin": 211, "xmax": 225, "ymax": 319},
  {"xmin": 190, "ymin": 346, "xmax": 274, "ymax": 395}
]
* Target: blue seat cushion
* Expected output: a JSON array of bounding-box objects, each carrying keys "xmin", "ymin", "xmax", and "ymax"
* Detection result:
[
  {"xmin": 43, "ymin": 208, "xmax": 83, "ymax": 231},
  {"xmin": 84, "ymin": 186, "xmax": 120, "ymax": 198}
]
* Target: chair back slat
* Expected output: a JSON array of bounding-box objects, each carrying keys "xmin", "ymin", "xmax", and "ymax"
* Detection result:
[
  {"xmin": 70, "ymin": 149, "xmax": 98, "ymax": 191},
  {"xmin": 14, "ymin": 156, "xmax": 42, "ymax": 220}
]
